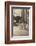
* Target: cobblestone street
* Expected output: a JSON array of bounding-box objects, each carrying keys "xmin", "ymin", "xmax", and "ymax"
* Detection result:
[{"xmin": 13, "ymin": 23, "xmax": 29, "ymax": 36}]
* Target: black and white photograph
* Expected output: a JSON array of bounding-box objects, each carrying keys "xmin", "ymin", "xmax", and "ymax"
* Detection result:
[{"xmin": 12, "ymin": 7, "xmax": 30, "ymax": 36}]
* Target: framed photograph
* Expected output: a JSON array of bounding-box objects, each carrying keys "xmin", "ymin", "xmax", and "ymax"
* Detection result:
[{"xmin": 5, "ymin": 1, "xmax": 35, "ymax": 44}]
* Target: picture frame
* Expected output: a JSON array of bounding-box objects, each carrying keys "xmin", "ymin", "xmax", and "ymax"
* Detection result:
[{"xmin": 5, "ymin": 1, "xmax": 35, "ymax": 44}]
